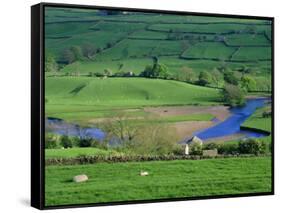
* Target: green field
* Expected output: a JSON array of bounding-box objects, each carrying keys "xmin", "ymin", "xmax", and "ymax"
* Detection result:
[
  {"xmin": 242, "ymin": 105, "xmax": 271, "ymax": 132},
  {"xmin": 181, "ymin": 42, "xmax": 236, "ymax": 60},
  {"xmin": 45, "ymin": 157, "xmax": 271, "ymax": 206},
  {"xmin": 225, "ymin": 34, "xmax": 270, "ymax": 46},
  {"xmin": 45, "ymin": 77, "xmax": 221, "ymax": 121},
  {"xmin": 231, "ymin": 47, "xmax": 271, "ymax": 61},
  {"xmin": 242, "ymin": 104, "xmax": 272, "ymax": 143},
  {"xmin": 45, "ymin": 147, "xmax": 117, "ymax": 159}
]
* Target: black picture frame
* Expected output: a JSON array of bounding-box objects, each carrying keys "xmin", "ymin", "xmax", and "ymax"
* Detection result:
[{"xmin": 31, "ymin": 2, "xmax": 274, "ymax": 210}]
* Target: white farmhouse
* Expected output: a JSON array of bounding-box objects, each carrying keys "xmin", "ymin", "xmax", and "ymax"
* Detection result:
[{"xmin": 184, "ymin": 136, "xmax": 203, "ymax": 155}]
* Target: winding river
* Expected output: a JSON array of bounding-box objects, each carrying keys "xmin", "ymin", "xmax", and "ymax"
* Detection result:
[
  {"xmin": 46, "ymin": 97, "xmax": 270, "ymax": 143},
  {"xmin": 194, "ymin": 97, "xmax": 270, "ymax": 140}
]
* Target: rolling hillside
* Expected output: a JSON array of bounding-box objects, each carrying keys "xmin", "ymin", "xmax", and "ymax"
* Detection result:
[
  {"xmin": 45, "ymin": 7, "xmax": 272, "ymax": 91},
  {"xmin": 45, "ymin": 77, "xmax": 221, "ymax": 106}
]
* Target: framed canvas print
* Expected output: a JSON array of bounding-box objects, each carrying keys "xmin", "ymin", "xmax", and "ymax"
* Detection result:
[{"xmin": 31, "ymin": 2, "xmax": 274, "ymax": 210}]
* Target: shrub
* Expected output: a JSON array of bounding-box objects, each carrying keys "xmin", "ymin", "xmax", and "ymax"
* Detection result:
[
  {"xmin": 94, "ymin": 72, "xmax": 104, "ymax": 77},
  {"xmin": 189, "ymin": 142, "xmax": 203, "ymax": 155},
  {"xmin": 238, "ymin": 138, "xmax": 266, "ymax": 155},
  {"xmin": 60, "ymin": 135, "xmax": 73, "ymax": 148},
  {"xmin": 217, "ymin": 143, "xmax": 239, "ymax": 155},
  {"xmin": 78, "ymin": 138, "xmax": 93, "ymax": 147},
  {"xmin": 203, "ymin": 143, "xmax": 219, "ymax": 150},
  {"xmin": 45, "ymin": 134, "xmax": 59, "ymax": 149},
  {"xmin": 172, "ymin": 145, "xmax": 184, "ymax": 155}
]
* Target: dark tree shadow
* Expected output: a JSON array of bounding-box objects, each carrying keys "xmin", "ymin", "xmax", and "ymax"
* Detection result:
[{"xmin": 70, "ymin": 84, "xmax": 87, "ymax": 95}]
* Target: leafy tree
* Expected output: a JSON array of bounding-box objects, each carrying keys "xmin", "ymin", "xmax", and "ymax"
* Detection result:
[
  {"xmin": 197, "ymin": 71, "xmax": 211, "ymax": 86},
  {"xmin": 61, "ymin": 48, "xmax": 75, "ymax": 64},
  {"xmin": 81, "ymin": 43, "xmax": 96, "ymax": 59},
  {"xmin": 179, "ymin": 66, "xmax": 195, "ymax": 82},
  {"xmin": 221, "ymin": 84, "xmax": 245, "ymax": 106},
  {"xmin": 140, "ymin": 58, "xmax": 169, "ymax": 79},
  {"xmin": 61, "ymin": 46, "xmax": 83, "ymax": 64},
  {"xmin": 224, "ymin": 70, "xmax": 239, "ymax": 85},
  {"xmin": 70, "ymin": 46, "xmax": 83, "ymax": 61},
  {"xmin": 211, "ymin": 68, "xmax": 223, "ymax": 88},
  {"xmin": 101, "ymin": 113, "xmax": 140, "ymax": 146},
  {"xmin": 241, "ymin": 75, "xmax": 256, "ymax": 92},
  {"xmin": 132, "ymin": 124, "xmax": 179, "ymax": 155},
  {"xmin": 45, "ymin": 52, "xmax": 58, "ymax": 72}
]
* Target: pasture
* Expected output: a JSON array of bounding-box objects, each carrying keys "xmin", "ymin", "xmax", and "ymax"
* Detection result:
[
  {"xmin": 45, "ymin": 156, "xmax": 272, "ymax": 206},
  {"xmin": 45, "ymin": 77, "xmax": 221, "ymax": 121}
]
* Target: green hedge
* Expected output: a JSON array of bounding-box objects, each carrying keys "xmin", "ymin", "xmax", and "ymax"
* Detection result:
[{"xmin": 45, "ymin": 153, "xmax": 271, "ymax": 166}]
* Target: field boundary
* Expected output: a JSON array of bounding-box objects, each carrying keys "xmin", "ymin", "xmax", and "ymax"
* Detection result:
[{"xmin": 45, "ymin": 153, "xmax": 271, "ymax": 166}]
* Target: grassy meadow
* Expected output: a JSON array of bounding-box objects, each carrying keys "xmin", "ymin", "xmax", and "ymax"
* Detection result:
[
  {"xmin": 45, "ymin": 157, "xmax": 272, "ymax": 206},
  {"xmin": 44, "ymin": 7, "xmax": 273, "ymax": 206}
]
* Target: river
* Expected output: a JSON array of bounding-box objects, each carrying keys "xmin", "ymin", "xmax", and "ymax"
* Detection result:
[{"xmin": 194, "ymin": 97, "xmax": 270, "ymax": 140}]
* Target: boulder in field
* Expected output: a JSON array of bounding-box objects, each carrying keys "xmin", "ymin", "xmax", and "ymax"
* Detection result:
[{"xmin": 73, "ymin": 174, "xmax": 88, "ymax": 183}]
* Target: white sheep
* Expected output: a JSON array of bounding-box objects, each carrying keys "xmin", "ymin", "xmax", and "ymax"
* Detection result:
[{"xmin": 140, "ymin": 171, "xmax": 149, "ymax": 176}]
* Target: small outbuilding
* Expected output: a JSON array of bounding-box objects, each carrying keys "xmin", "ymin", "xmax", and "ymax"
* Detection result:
[{"xmin": 184, "ymin": 136, "xmax": 203, "ymax": 155}]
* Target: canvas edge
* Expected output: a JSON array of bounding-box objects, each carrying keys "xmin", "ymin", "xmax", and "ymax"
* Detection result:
[{"xmin": 30, "ymin": 2, "xmax": 275, "ymax": 210}]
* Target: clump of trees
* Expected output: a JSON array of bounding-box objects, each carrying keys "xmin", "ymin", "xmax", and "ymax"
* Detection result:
[
  {"xmin": 100, "ymin": 113, "xmax": 180, "ymax": 156},
  {"xmin": 221, "ymin": 83, "xmax": 245, "ymax": 107},
  {"xmin": 197, "ymin": 71, "xmax": 212, "ymax": 86},
  {"xmin": 223, "ymin": 70, "xmax": 239, "ymax": 85},
  {"xmin": 61, "ymin": 43, "xmax": 97, "ymax": 64},
  {"xmin": 81, "ymin": 43, "xmax": 97, "ymax": 59},
  {"xmin": 177, "ymin": 67, "xmax": 195, "ymax": 83},
  {"xmin": 140, "ymin": 57, "xmax": 170, "ymax": 79},
  {"xmin": 240, "ymin": 75, "xmax": 256, "ymax": 92},
  {"xmin": 238, "ymin": 138, "xmax": 267, "ymax": 155}
]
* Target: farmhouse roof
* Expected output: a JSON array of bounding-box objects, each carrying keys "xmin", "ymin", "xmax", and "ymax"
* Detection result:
[{"xmin": 186, "ymin": 136, "xmax": 203, "ymax": 144}]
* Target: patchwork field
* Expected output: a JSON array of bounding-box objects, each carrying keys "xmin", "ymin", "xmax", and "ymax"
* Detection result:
[{"xmin": 45, "ymin": 7, "xmax": 272, "ymax": 91}]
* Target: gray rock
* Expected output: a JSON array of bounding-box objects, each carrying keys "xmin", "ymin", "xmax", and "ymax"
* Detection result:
[{"xmin": 73, "ymin": 174, "xmax": 88, "ymax": 183}]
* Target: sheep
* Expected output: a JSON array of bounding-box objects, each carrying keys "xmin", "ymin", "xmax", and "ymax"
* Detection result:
[{"xmin": 140, "ymin": 171, "xmax": 149, "ymax": 176}]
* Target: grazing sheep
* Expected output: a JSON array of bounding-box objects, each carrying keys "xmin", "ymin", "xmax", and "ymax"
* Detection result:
[{"xmin": 140, "ymin": 171, "xmax": 149, "ymax": 176}]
